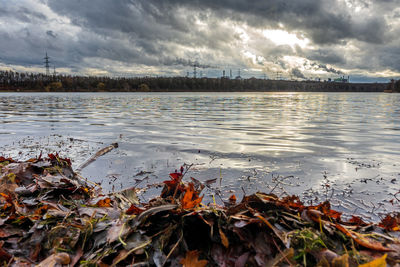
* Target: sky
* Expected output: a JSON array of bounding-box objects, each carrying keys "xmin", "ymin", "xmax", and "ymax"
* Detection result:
[{"xmin": 0, "ymin": 0, "xmax": 400, "ymax": 82}]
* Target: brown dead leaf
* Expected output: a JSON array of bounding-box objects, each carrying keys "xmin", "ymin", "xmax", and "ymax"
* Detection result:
[
  {"xmin": 180, "ymin": 250, "xmax": 207, "ymax": 267},
  {"xmin": 35, "ymin": 252, "xmax": 70, "ymax": 267},
  {"xmin": 331, "ymin": 254, "xmax": 349, "ymax": 267},
  {"xmin": 0, "ymin": 241, "xmax": 12, "ymax": 262}
]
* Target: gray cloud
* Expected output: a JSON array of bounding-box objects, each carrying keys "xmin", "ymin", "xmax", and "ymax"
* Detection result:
[
  {"xmin": 290, "ymin": 68, "xmax": 306, "ymax": 79},
  {"xmin": 310, "ymin": 63, "xmax": 344, "ymax": 75},
  {"xmin": 0, "ymin": 0, "xmax": 398, "ymax": 80}
]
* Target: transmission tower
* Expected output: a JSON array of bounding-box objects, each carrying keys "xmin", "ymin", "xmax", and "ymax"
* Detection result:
[
  {"xmin": 193, "ymin": 61, "xmax": 198, "ymax": 78},
  {"xmin": 44, "ymin": 52, "xmax": 50, "ymax": 75},
  {"xmin": 53, "ymin": 66, "xmax": 57, "ymax": 76},
  {"xmin": 276, "ymin": 71, "xmax": 282, "ymax": 80}
]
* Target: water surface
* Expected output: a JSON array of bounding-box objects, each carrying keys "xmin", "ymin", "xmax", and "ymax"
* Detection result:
[{"xmin": 1, "ymin": 92, "xmax": 399, "ymax": 219}]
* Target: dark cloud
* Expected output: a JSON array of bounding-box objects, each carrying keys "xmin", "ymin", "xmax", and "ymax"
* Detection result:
[
  {"xmin": 46, "ymin": 30, "xmax": 57, "ymax": 38},
  {"xmin": 162, "ymin": 58, "xmax": 214, "ymax": 68},
  {"xmin": 290, "ymin": 68, "xmax": 306, "ymax": 79},
  {"xmin": 0, "ymin": 0, "xmax": 399, "ymax": 80},
  {"xmin": 310, "ymin": 63, "xmax": 344, "ymax": 75}
]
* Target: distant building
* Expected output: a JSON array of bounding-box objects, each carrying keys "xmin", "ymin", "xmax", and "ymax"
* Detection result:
[{"xmin": 333, "ymin": 76, "xmax": 349, "ymax": 83}]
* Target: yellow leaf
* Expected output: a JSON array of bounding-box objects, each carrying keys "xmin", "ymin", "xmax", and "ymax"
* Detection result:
[{"xmin": 359, "ymin": 254, "xmax": 387, "ymax": 267}]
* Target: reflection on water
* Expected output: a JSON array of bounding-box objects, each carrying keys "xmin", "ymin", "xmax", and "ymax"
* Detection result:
[{"xmin": 1, "ymin": 92, "xmax": 400, "ymax": 219}]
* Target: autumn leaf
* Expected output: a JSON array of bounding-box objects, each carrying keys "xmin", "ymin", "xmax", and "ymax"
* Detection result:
[
  {"xmin": 359, "ymin": 254, "xmax": 387, "ymax": 267},
  {"xmin": 335, "ymin": 224, "xmax": 393, "ymax": 252},
  {"xmin": 229, "ymin": 194, "xmax": 236, "ymax": 204},
  {"xmin": 0, "ymin": 156, "xmax": 14, "ymax": 163},
  {"xmin": 36, "ymin": 252, "xmax": 70, "ymax": 267},
  {"xmin": 181, "ymin": 183, "xmax": 203, "ymax": 209},
  {"xmin": 180, "ymin": 250, "xmax": 207, "ymax": 267},
  {"xmin": 161, "ymin": 172, "xmax": 185, "ymax": 198},
  {"xmin": 126, "ymin": 204, "xmax": 146, "ymax": 215},
  {"xmin": 96, "ymin": 198, "xmax": 112, "ymax": 207},
  {"xmin": 348, "ymin": 215, "xmax": 368, "ymax": 226},
  {"xmin": 0, "ymin": 241, "xmax": 12, "ymax": 262},
  {"xmin": 313, "ymin": 201, "xmax": 342, "ymax": 221},
  {"xmin": 379, "ymin": 215, "xmax": 400, "ymax": 231},
  {"xmin": 219, "ymin": 228, "xmax": 229, "ymax": 248}
]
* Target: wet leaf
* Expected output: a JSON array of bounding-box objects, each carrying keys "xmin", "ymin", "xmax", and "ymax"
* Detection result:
[
  {"xmin": 219, "ymin": 228, "xmax": 229, "ymax": 248},
  {"xmin": 359, "ymin": 254, "xmax": 387, "ymax": 267},
  {"xmin": 126, "ymin": 204, "xmax": 146, "ymax": 215},
  {"xmin": 379, "ymin": 215, "xmax": 400, "ymax": 231},
  {"xmin": 181, "ymin": 183, "xmax": 203, "ymax": 209},
  {"xmin": 331, "ymin": 254, "xmax": 349, "ymax": 267},
  {"xmin": 348, "ymin": 215, "xmax": 368, "ymax": 226},
  {"xmin": 36, "ymin": 252, "xmax": 70, "ymax": 267},
  {"xmin": 0, "ymin": 241, "xmax": 12, "ymax": 262},
  {"xmin": 180, "ymin": 250, "xmax": 207, "ymax": 267},
  {"xmin": 335, "ymin": 224, "xmax": 394, "ymax": 252},
  {"xmin": 96, "ymin": 197, "xmax": 112, "ymax": 207},
  {"xmin": 107, "ymin": 221, "xmax": 128, "ymax": 244}
]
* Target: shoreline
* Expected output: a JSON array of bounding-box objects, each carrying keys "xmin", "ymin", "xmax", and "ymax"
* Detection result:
[{"xmin": 1, "ymin": 154, "xmax": 400, "ymax": 266}]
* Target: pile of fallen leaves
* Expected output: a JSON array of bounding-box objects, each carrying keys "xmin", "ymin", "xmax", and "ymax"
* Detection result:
[{"xmin": 1, "ymin": 155, "xmax": 400, "ymax": 266}]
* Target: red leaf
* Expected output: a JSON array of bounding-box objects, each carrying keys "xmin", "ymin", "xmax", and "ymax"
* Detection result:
[
  {"xmin": 126, "ymin": 204, "xmax": 146, "ymax": 215},
  {"xmin": 0, "ymin": 156, "xmax": 14, "ymax": 163},
  {"xmin": 348, "ymin": 216, "xmax": 368, "ymax": 226},
  {"xmin": 169, "ymin": 172, "xmax": 182, "ymax": 181},
  {"xmin": 379, "ymin": 215, "xmax": 400, "ymax": 231}
]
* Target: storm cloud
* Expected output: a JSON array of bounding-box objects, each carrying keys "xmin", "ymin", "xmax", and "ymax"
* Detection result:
[{"xmin": 0, "ymin": 0, "xmax": 399, "ymax": 81}]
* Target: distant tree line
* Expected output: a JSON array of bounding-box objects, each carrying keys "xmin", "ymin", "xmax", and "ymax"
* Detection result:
[
  {"xmin": 387, "ymin": 79, "xmax": 400, "ymax": 92},
  {"xmin": 0, "ymin": 70, "xmax": 388, "ymax": 92}
]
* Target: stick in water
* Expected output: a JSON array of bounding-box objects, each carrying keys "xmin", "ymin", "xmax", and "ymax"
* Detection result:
[{"xmin": 76, "ymin": 143, "xmax": 118, "ymax": 172}]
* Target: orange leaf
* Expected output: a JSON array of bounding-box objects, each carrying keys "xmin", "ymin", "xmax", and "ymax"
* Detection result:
[
  {"xmin": 180, "ymin": 250, "xmax": 207, "ymax": 267},
  {"xmin": 181, "ymin": 183, "xmax": 203, "ymax": 209},
  {"xmin": 359, "ymin": 254, "xmax": 387, "ymax": 267},
  {"xmin": 96, "ymin": 198, "xmax": 112, "ymax": 207},
  {"xmin": 229, "ymin": 194, "xmax": 236, "ymax": 203},
  {"xmin": 335, "ymin": 224, "xmax": 393, "ymax": 252},
  {"xmin": 0, "ymin": 193, "xmax": 12, "ymax": 203},
  {"xmin": 35, "ymin": 204, "xmax": 50, "ymax": 215},
  {"xmin": 126, "ymin": 204, "xmax": 146, "ymax": 215},
  {"xmin": 219, "ymin": 228, "xmax": 229, "ymax": 248}
]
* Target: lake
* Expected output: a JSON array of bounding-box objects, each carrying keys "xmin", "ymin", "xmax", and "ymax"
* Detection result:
[{"xmin": 1, "ymin": 92, "xmax": 399, "ymax": 219}]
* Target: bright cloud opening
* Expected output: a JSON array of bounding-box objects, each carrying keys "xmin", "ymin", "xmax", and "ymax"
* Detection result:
[{"xmin": 263, "ymin": 30, "xmax": 310, "ymax": 48}]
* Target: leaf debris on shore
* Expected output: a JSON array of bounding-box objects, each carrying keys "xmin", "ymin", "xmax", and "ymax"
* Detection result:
[{"xmin": 1, "ymin": 155, "xmax": 400, "ymax": 266}]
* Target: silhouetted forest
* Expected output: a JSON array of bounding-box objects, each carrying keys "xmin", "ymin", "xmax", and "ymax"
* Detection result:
[
  {"xmin": 0, "ymin": 70, "xmax": 389, "ymax": 92},
  {"xmin": 386, "ymin": 79, "xmax": 400, "ymax": 92}
]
